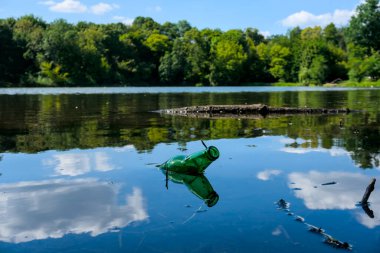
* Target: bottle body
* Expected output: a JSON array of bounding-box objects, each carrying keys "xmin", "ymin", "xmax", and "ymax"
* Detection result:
[{"xmin": 160, "ymin": 146, "xmax": 219, "ymax": 174}]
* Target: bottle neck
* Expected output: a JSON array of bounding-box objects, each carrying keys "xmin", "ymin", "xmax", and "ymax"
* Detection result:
[{"xmin": 185, "ymin": 146, "xmax": 219, "ymax": 172}]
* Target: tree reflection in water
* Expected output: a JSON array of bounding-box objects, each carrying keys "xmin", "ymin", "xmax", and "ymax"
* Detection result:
[{"xmin": 0, "ymin": 90, "xmax": 379, "ymax": 168}]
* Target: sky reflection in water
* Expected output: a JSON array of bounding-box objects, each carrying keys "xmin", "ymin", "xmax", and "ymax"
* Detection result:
[
  {"xmin": 0, "ymin": 135, "xmax": 379, "ymax": 252},
  {"xmin": 0, "ymin": 179, "xmax": 147, "ymax": 243}
]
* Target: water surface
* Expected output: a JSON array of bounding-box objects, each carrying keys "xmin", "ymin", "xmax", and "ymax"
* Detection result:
[{"xmin": 0, "ymin": 87, "xmax": 379, "ymax": 252}]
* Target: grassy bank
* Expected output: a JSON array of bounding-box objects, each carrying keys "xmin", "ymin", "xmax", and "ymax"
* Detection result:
[
  {"xmin": 332, "ymin": 80, "xmax": 380, "ymax": 87},
  {"xmin": 249, "ymin": 81, "xmax": 380, "ymax": 87}
]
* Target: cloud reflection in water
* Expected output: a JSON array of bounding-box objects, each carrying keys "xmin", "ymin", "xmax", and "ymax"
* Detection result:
[
  {"xmin": 257, "ymin": 169, "xmax": 282, "ymax": 181},
  {"xmin": 44, "ymin": 152, "xmax": 115, "ymax": 176},
  {"xmin": 288, "ymin": 171, "xmax": 380, "ymax": 228},
  {"xmin": 0, "ymin": 179, "xmax": 148, "ymax": 243}
]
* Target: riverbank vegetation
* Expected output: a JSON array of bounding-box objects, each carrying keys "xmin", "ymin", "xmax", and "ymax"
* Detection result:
[{"xmin": 1, "ymin": 0, "xmax": 380, "ymax": 87}]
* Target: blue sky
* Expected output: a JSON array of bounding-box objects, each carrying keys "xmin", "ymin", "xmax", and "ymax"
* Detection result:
[{"xmin": 0, "ymin": 0, "xmax": 362, "ymax": 35}]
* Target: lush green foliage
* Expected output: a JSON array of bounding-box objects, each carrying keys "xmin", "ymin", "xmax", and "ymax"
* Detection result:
[{"xmin": 1, "ymin": 0, "xmax": 380, "ymax": 86}]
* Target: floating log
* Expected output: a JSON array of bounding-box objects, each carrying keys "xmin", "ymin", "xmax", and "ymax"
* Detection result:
[
  {"xmin": 160, "ymin": 104, "xmax": 352, "ymax": 118},
  {"xmin": 361, "ymin": 178, "xmax": 376, "ymax": 204}
]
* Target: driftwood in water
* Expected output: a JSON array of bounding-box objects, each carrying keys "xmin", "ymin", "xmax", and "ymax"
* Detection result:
[
  {"xmin": 361, "ymin": 178, "xmax": 376, "ymax": 204},
  {"xmin": 160, "ymin": 104, "xmax": 352, "ymax": 118}
]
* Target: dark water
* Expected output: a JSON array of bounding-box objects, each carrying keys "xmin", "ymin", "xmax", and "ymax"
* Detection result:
[{"xmin": 0, "ymin": 87, "xmax": 379, "ymax": 253}]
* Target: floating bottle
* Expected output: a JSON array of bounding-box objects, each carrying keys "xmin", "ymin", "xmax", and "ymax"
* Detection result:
[{"xmin": 159, "ymin": 141, "xmax": 219, "ymax": 174}]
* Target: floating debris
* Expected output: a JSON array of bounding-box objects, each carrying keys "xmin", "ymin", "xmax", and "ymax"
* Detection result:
[
  {"xmin": 292, "ymin": 187, "xmax": 302, "ymax": 191},
  {"xmin": 321, "ymin": 181, "xmax": 337, "ymax": 186},
  {"xmin": 307, "ymin": 224, "xmax": 325, "ymax": 234},
  {"xmin": 276, "ymin": 199, "xmax": 290, "ymax": 209},
  {"xmin": 145, "ymin": 162, "xmax": 159, "ymax": 166},
  {"xmin": 275, "ymin": 198, "xmax": 352, "ymax": 250},
  {"xmin": 295, "ymin": 216, "xmax": 305, "ymax": 222},
  {"xmin": 108, "ymin": 226, "xmax": 121, "ymax": 232},
  {"xmin": 324, "ymin": 235, "xmax": 352, "ymax": 250}
]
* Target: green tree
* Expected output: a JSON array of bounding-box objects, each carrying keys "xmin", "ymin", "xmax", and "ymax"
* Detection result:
[
  {"xmin": 144, "ymin": 33, "xmax": 171, "ymax": 56},
  {"xmin": 77, "ymin": 25, "xmax": 111, "ymax": 84},
  {"xmin": 323, "ymin": 23, "xmax": 340, "ymax": 46},
  {"xmin": 348, "ymin": 0, "xmax": 380, "ymax": 52},
  {"xmin": 287, "ymin": 27, "xmax": 302, "ymax": 82},
  {"xmin": 209, "ymin": 30, "xmax": 248, "ymax": 85},
  {"xmin": 245, "ymin": 28, "xmax": 265, "ymax": 45},
  {"xmin": 12, "ymin": 15, "xmax": 46, "ymax": 82},
  {"xmin": 158, "ymin": 38, "xmax": 187, "ymax": 84},
  {"xmin": 40, "ymin": 19, "xmax": 81, "ymax": 85},
  {"xmin": 268, "ymin": 44, "xmax": 291, "ymax": 81},
  {"xmin": 298, "ymin": 27, "xmax": 329, "ymax": 85},
  {"xmin": 39, "ymin": 61, "xmax": 69, "ymax": 85},
  {"xmin": 0, "ymin": 22, "xmax": 27, "ymax": 85},
  {"xmin": 256, "ymin": 42, "xmax": 273, "ymax": 82},
  {"xmin": 159, "ymin": 28, "xmax": 211, "ymax": 85}
]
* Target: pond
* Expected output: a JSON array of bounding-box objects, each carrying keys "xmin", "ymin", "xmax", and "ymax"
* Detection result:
[{"xmin": 0, "ymin": 87, "xmax": 379, "ymax": 253}]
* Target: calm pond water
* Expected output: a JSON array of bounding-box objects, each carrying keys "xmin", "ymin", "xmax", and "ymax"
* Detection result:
[{"xmin": 0, "ymin": 87, "xmax": 379, "ymax": 253}]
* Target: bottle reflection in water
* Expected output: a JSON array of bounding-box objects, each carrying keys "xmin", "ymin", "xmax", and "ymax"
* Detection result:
[{"xmin": 166, "ymin": 172, "xmax": 219, "ymax": 207}]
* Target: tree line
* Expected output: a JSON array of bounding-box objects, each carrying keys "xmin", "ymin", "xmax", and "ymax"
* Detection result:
[{"xmin": 0, "ymin": 0, "xmax": 379, "ymax": 87}]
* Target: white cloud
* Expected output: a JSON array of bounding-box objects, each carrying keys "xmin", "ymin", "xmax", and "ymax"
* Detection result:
[
  {"xmin": 0, "ymin": 179, "xmax": 148, "ymax": 243},
  {"xmin": 40, "ymin": 0, "xmax": 119, "ymax": 15},
  {"xmin": 90, "ymin": 3, "xmax": 119, "ymax": 15},
  {"xmin": 49, "ymin": 0, "xmax": 87, "ymax": 13},
  {"xmin": 38, "ymin": 0, "xmax": 56, "ymax": 5},
  {"xmin": 288, "ymin": 171, "xmax": 380, "ymax": 228},
  {"xmin": 113, "ymin": 16, "xmax": 134, "ymax": 25},
  {"xmin": 257, "ymin": 169, "xmax": 282, "ymax": 181},
  {"xmin": 260, "ymin": 30, "xmax": 271, "ymax": 38},
  {"xmin": 281, "ymin": 9, "xmax": 355, "ymax": 28}
]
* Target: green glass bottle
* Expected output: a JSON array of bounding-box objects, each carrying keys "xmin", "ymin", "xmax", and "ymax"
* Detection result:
[
  {"xmin": 159, "ymin": 143, "xmax": 219, "ymax": 174},
  {"xmin": 166, "ymin": 172, "xmax": 219, "ymax": 207}
]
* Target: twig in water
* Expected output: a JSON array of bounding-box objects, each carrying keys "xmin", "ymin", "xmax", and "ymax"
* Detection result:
[{"xmin": 361, "ymin": 178, "xmax": 376, "ymax": 204}]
